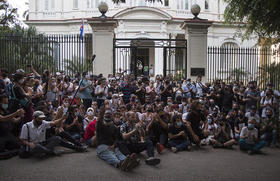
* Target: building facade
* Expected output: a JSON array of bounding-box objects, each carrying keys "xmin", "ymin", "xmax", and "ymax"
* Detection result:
[{"xmin": 26, "ymin": 0, "xmax": 259, "ymax": 77}]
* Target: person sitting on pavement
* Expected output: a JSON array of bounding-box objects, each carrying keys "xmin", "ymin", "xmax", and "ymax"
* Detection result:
[
  {"xmin": 19, "ymin": 111, "xmax": 86, "ymax": 158},
  {"xmin": 260, "ymin": 108, "xmax": 279, "ymax": 148},
  {"xmin": 209, "ymin": 115, "xmax": 236, "ymax": 148},
  {"xmin": 96, "ymin": 109, "xmax": 138, "ymax": 171},
  {"xmin": 167, "ymin": 114, "xmax": 191, "ymax": 153},
  {"xmin": 118, "ymin": 111, "xmax": 160, "ymax": 166},
  {"xmin": 239, "ymin": 119, "xmax": 266, "ymax": 155}
]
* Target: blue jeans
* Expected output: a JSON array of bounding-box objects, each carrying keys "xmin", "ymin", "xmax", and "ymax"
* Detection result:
[
  {"xmin": 261, "ymin": 130, "xmax": 278, "ymax": 145},
  {"xmin": 239, "ymin": 139, "xmax": 266, "ymax": 152},
  {"xmin": 96, "ymin": 144, "xmax": 127, "ymax": 168},
  {"xmin": 167, "ymin": 139, "xmax": 190, "ymax": 152}
]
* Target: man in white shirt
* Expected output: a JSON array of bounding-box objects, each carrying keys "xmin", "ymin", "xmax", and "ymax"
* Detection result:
[
  {"xmin": 239, "ymin": 120, "xmax": 266, "ymax": 155},
  {"xmin": 20, "ymin": 111, "xmax": 85, "ymax": 157}
]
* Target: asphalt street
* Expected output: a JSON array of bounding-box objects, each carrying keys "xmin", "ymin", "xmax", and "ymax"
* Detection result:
[{"xmin": 1, "ymin": 146, "xmax": 280, "ymax": 181}]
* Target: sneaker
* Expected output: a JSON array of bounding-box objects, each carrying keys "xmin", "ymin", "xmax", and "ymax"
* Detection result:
[
  {"xmin": 171, "ymin": 147, "xmax": 178, "ymax": 153},
  {"xmin": 75, "ymin": 145, "xmax": 87, "ymax": 152},
  {"xmin": 120, "ymin": 156, "xmax": 131, "ymax": 171},
  {"xmin": 156, "ymin": 143, "xmax": 164, "ymax": 154},
  {"xmin": 126, "ymin": 153, "xmax": 140, "ymax": 171},
  {"xmin": 145, "ymin": 157, "xmax": 161, "ymax": 166}
]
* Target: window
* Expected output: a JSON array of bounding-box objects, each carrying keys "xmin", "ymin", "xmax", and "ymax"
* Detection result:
[
  {"xmin": 138, "ymin": 0, "xmax": 145, "ymax": 6},
  {"xmin": 45, "ymin": 0, "xmax": 49, "ymax": 10},
  {"xmin": 185, "ymin": 0, "xmax": 188, "ymax": 10},
  {"xmin": 73, "ymin": 0, "xmax": 78, "ymax": 9},
  {"xmin": 87, "ymin": 0, "xmax": 90, "ymax": 8},
  {"xmin": 177, "ymin": 0, "xmax": 189, "ymax": 10},
  {"xmin": 96, "ymin": 0, "xmax": 100, "ymax": 8},
  {"xmin": 205, "ymin": 0, "xmax": 209, "ymax": 10},
  {"xmin": 164, "ymin": 0, "xmax": 169, "ymax": 6},
  {"xmin": 220, "ymin": 42, "xmax": 239, "ymax": 70},
  {"xmin": 51, "ymin": 0, "xmax": 55, "ymax": 9}
]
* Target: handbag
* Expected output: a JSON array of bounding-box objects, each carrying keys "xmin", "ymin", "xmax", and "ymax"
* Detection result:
[{"xmin": 19, "ymin": 124, "xmax": 32, "ymax": 159}]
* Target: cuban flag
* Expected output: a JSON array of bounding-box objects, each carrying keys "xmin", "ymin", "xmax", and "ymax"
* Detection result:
[{"xmin": 80, "ymin": 19, "xmax": 84, "ymax": 40}]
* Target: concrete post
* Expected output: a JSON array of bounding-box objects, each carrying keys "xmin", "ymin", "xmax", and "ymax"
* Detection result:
[
  {"xmin": 88, "ymin": 18, "xmax": 118, "ymax": 77},
  {"xmin": 181, "ymin": 19, "xmax": 212, "ymax": 82}
]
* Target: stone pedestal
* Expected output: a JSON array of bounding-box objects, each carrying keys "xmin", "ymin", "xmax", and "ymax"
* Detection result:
[
  {"xmin": 181, "ymin": 19, "xmax": 212, "ymax": 82},
  {"xmin": 88, "ymin": 18, "xmax": 118, "ymax": 77}
]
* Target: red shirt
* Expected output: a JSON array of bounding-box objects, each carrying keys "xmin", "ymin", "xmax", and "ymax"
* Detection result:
[{"xmin": 84, "ymin": 119, "xmax": 97, "ymax": 141}]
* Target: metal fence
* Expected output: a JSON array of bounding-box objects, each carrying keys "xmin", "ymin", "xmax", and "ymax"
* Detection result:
[
  {"xmin": 0, "ymin": 34, "xmax": 92, "ymax": 76},
  {"xmin": 207, "ymin": 47, "xmax": 280, "ymax": 89}
]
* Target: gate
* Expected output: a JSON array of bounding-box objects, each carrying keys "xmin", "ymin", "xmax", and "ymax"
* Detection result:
[{"xmin": 113, "ymin": 38, "xmax": 187, "ymax": 78}]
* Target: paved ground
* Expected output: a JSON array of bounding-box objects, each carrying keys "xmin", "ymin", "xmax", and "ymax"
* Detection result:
[{"xmin": 1, "ymin": 146, "xmax": 280, "ymax": 181}]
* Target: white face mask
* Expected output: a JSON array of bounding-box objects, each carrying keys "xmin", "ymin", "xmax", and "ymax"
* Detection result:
[
  {"xmin": 19, "ymin": 79, "xmax": 24, "ymax": 84},
  {"xmin": 85, "ymin": 75, "xmax": 90, "ymax": 79},
  {"xmin": 87, "ymin": 111, "xmax": 94, "ymax": 116}
]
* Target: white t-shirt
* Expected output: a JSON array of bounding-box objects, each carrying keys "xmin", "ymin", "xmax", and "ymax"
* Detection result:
[
  {"xmin": 20, "ymin": 120, "xmax": 51, "ymax": 143},
  {"xmin": 240, "ymin": 127, "xmax": 258, "ymax": 144}
]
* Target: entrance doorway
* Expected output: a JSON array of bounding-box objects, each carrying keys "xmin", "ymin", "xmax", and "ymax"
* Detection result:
[{"xmin": 135, "ymin": 48, "xmax": 149, "ymax": 76}]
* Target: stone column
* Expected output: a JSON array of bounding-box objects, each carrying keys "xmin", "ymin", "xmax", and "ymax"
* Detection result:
[
  {"xmin": 88, "ymin": 18, "xmax": 118, "ymax": 77},
  {"xmin": 181, "ymin": 19, "xmax": 212, "ymax": 82}
]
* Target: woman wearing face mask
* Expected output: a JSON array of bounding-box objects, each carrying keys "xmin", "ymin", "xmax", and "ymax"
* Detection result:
[
  {"xmin": 260, "ymin": 89, "xmax": 277, "ymax": 118},
  {"xmin": 63, "ymin": 106, "xmax": 83, "ymax": 140},
  {"xmin": 12, "ymin": 72, "xmax": 34, "ymax": 124},
  {"xmin": 0, "ymin": 94, "xmax": 25, "ymax": 156},
  {"xmin": 46, "ymin": 77, "xmax": 58, "ymax": 107},
  {"xmin": 83, "ymin": 108, "xmax": 96, "ymax": 131},
  {"xmin": 167, "ymin": 114, "xmax": 191, "ymax": 153}
]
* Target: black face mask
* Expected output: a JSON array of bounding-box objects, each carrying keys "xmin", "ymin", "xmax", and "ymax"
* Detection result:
[
  {"xmin": 35, "ymin": 120, "xmax": 43, "ymax": 126},
  {"xmin": 267, "ymin": 114, "xmax": 273, "ymax": 118},
  {"xmin": 148, "ymin": 109, "xmax": 153, "ymax": 113}
]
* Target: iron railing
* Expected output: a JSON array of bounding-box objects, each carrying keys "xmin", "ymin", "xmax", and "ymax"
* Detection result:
[
  {"xmin": 0, "ymin": 34, "xmax": 92, "ymax": 76},
  {"xmin": 207, "ymin": 47, "xmax": 280, "ymax": 89}
]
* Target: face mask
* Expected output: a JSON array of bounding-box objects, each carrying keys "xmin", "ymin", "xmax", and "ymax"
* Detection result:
[
  {"xmin": 35, "ymin": 120, "xmax": 43, "ymax": 126},
  {"xmin": 248, "ymin": 123, "xmax": 254, "ymax": 129},
  {"xmin": 85, "ymin": 75, "xmax": 90, "ymax": 79},
  {"xmin": 208, "ymin": 119, "xmax": 212, "ymax": 124},
  {"xmin": 75, "ymin": 112, "xmax": 80, "ymax": 117},
  {"xmin": 64, "ymin": 102, "xmax": 69, "ymax": 107},
  {"xmin": 176, "ymin": 121, "xmax": 183, "ymax": 127},
  {"xmin": 19, "ymin": 79, "xmax": 24, "ymax": 84},
  {"xmin": 182, "ymin": 102, "xmax": 186, "ymax": 105},
  {"xmin": 87, "ymin": 111, "xmax": 94, "ymax": 116},
  {"xmin": 267, "ymin": 114, "xmax": 272, "ymax": 118},
  {"xmin": 1, "ymin": 104, "xmax": 8, "ymax": 110},
  {"xmin": 52, "ymin": 82, "xmax": 56, "ymax": 87},
  {"xmin": 168, "ymin": 102, "xmax": 172, "ymax": 106}
]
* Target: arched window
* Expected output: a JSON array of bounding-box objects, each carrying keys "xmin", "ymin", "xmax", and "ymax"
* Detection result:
[
  {"xmin": 220, "ymin": 42, "xmax": 239, "ymax": 71},
  {"xmin": 164, "ymin": 0, "xmax": 169, "ymax": 7},
  {"xmin": 205, "ymin": 0, "xmax": 209, "ymax": 10},
  {"xmin": 73, "ymin": 0, "xmax": 78, "ymax": 9},
  {"xmin": 45, "ymin": 0, "xmax": 49, "ymax": 10}
]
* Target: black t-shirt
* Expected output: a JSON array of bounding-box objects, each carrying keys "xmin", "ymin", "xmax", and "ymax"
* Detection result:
[
  {"xmin": 0, "ymin": 109, "xmax": 13, "ymax": 136},
  {"xmin": 96, "ymin": 120, "xmax": 121, "ymax": 146},
  {"xmin": 160, "ymin": 85, "xmax": 172, "ymax": 103},
  {"xmin": 186, "ymin": 111, "xmax": 202, "ymax": 136},
  {"xmin": 168, "ymin": 124, "xmax": 188, "ymax": 140},
  {"xmin": 64, "ymin": 115, "xmax": 83, "ymax": 133},
  {"xmin": 13, "ymin": 86, "xmax": 26, "ymax": 100}
]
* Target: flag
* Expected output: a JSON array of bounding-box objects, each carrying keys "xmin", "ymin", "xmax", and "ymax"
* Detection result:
[{"xmin": 80, "ymin": 19, "xmax": 84, "ymax": 40}]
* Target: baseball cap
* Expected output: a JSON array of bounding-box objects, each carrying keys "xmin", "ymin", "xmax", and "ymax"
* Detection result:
[{"xmin": 33, "ymin": 111, "xmax": 46, "ymax": 118}]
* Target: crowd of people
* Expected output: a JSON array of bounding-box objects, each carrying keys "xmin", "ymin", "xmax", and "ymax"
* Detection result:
[{"xmin": 0, "ymin": 66, "xmax": 279, "ymax": 171}]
